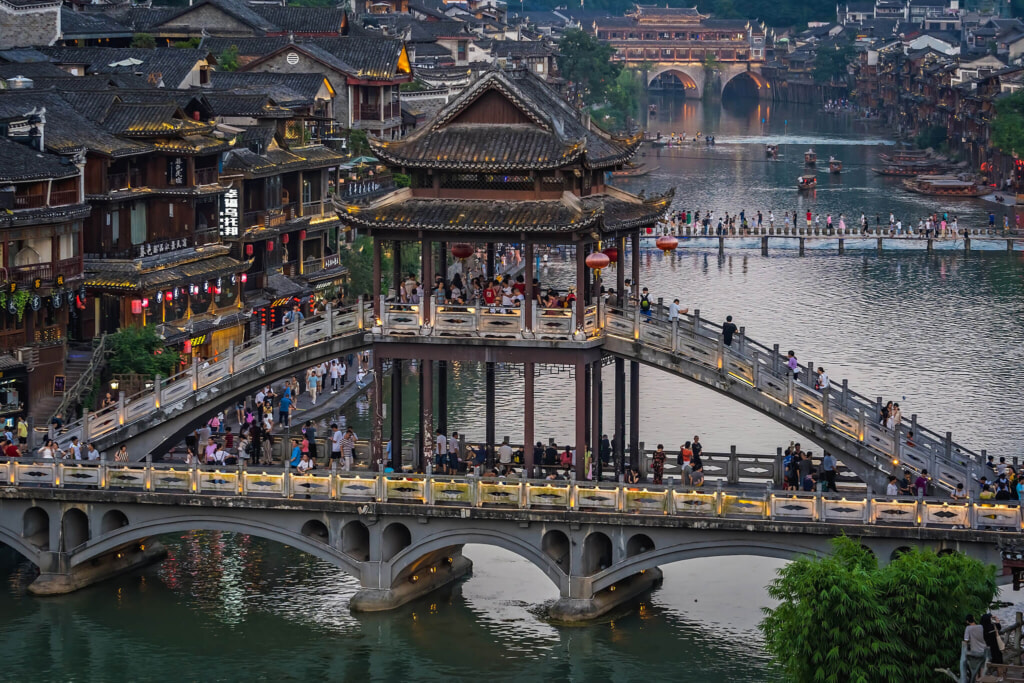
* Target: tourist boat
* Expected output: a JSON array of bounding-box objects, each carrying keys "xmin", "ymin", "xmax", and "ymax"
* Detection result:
[
  {"xmin": 766, "ymin": 144, "xmax": 778, "ymax": 158},
  {"xmin": 829, "ymin": 158, "xmax": 842, "ymax": 174},
  {"xmin": 901, "ymin": 175, "xmax": 990, "ymax": 197},
  {"xmin": 804, "ymin": 149, "xmax": 817, "ymax": 166},
  {"xmin": 872, "ymin": 162, "xmax": 948, "ymax": 177},
  {"xmin": 797, "ymin": 174, "xmax": 817, "ymax": 191},
  {"xmin": 609, "ymin": 163, "xmax": 659, "ymax": 178},
  {"xmin": 879, "ymin": 149, "xmax": 945, "ymax": 163}
]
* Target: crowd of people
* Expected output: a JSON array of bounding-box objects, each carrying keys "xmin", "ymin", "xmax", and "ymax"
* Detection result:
[{"xmin": 656, "ymin": 208, "xmax": 980, "ymax": 238}]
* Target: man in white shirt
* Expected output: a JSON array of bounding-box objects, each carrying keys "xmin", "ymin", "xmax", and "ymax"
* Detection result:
[
  {"xmin": 498, "ymin": 439, "xmax": 513, "ymax": 467},
  {"xmin": 68, "ymin": 437, "xmax": 83, "ymax": 461},
  {"xmin": 255, "ymin": 388, "xmax": 266, "ymax": 409},
  {"xmin": 448, "ymin": 431, "xmax": 460, "ymax": 474},
  {"xmin": 435, "ymin": 429, "xmax": 447, "ymax": 473},
  {"xmin": 85, "ymin": 443, "xmax": 100, "ymax": 461},
  {"xmin": 668, "ymin": 299, "xmax": 689, "ymax": 321},
  {"xmin": 330, "ymin": 424, "xmax": 343, "ymax": 463},
  {"xmin": 330, "ymin": 361, "xmax": 340, "ymax": 393},
  {"xmin": 339, "ymin": 361, "xmax": 348, "ymax": 388}
]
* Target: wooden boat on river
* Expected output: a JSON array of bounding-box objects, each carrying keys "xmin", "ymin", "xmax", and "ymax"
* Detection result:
[
  {"xmin": 797, "ymin": 174, "xmax": 817, "ymax": 191},
  {"xmin": 872, "ymin": 162, "xmax": 948, "ymax": 177},
  {"xmin": 804, "ymin": 149, "xmax": 817, "ymax": 166},
  {"xmin": 766, "ymin": 144, "xmax": 778, "ymax": 158},
  {"xmin": 828, "ymin": 158, "xmax": 842, "ymax": 174},
  {"xmin": 901, "ymin": 175, "xmax": 990, "ymax": 197},
  {"xmin": 609, "ymin": 163, "xmax": 659, "ymax": 178}
]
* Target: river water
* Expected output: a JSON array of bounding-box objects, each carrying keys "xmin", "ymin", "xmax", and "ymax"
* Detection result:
[{"xmin": 3, "ymin": 99, "xmax": 1023, "ymax": 682}]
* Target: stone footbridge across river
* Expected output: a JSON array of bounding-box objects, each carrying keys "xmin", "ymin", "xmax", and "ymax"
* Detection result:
[
  {"xmin": 54, "ymin": 300, "xmax": 989, "ymax": 500},
  {"xmin": 0, "ymin": 462, "xmax": 1015, "ymax": 620}
]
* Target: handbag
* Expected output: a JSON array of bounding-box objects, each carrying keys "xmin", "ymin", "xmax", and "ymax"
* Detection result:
[{"xmin": 996, "ymin": 630, "xmax": 1005, "ymax": 651}]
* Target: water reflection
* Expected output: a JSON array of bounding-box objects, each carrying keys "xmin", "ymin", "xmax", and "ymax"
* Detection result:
[{"xmin": 0, "ymin": 536, "xmax": 783, "ymax": 681}]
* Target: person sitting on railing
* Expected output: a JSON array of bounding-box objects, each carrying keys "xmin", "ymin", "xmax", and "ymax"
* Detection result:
[
  {"xmin": 296, "ymin": 452, "xmax": 313, "ymax": 474},
  {"xmin": 203, "ymin": 438, "xmax": 218, "ymax": 464},
  {"xmin": 886, "ymin": 475, "xmax": 899, "ymax": 496},
  {"xmin": 995, "ymin": 474, "xmax": 1012, "ymax": 501},
  {"xmin": 626, "ymin": 466, "xmax": 641, "ymax": 485},
  {"xmin": 1, "ymin": 439, "xmax": 19, "ymax": 458},
  {"xmin": 950, "ymin": 483, "xmax": 968, "ymax": 501},
  {"xmin": 605, "ymin": 288, "xmax": 618, "ymax": 308},
  {"xmin": 979, "ymin": 484, "xmax": 995, "ymax": 501},
  {"xmin": 801, "ymin": 468, "xmax": 818, "ymax": 492}
]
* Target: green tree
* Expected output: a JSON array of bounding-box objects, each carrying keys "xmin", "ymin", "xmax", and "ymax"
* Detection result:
[
  {"xmin": 217, "ymin": 45, "xmax": 240, "ymax": 72},
  {"xmin": 107, "ymin": 326, "xmax": 180, "ymax": 377},
  {"xmin": 339, "ymin": 236, "xmax": 420, "ymax": 302},
  {"xmin": 347, "ymin": 129, "xmax": 371, "ymax": 157},
  {"xmin": 992, "ymin": 90, "xmax": 1024, "ymax": 155},
  {"xmin": 130, "ymin": 33, "xmax": 156, "ymax": 49},
  {"xmin": 760, "ymin": 537, "xmax": 997, "ymax": 683},
  {"xmin": 595, "ymin": 68, "xmax": 643, "ymax": 131},
  {"xmin": 172, "ymin": 37, "xmax": 201, "ymax": 49},
  {"xmin": 557, "ymin": 28, "xmax": 622, "ymax": 105},
  {"xmin": 813, "ymin": 43, "xmax": 854, "ymax": 84}
]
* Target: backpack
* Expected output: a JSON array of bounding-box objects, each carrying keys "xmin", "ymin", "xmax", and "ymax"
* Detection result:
[{"xmin": 640, "ymin": 294, "xmax": 651, "ymax": 311}]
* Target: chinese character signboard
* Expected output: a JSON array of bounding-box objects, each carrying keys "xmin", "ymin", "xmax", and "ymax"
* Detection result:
[
  {"xmin": 221, "ymin": 187, "xmax": 239, "ymax": 237},
  {"xmin": 167, "ymin": 157, "xmax": 186, "ymax": 185}
]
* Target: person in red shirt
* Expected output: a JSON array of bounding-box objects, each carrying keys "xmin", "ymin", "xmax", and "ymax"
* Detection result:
[
  {"xmin": 482, "ymin": 282, "xmax": 497, "ymax": 309},
  {"xmin": 4, "ymin": 440, "xmax": 21, "ymax": 458},
  {"xmin": 805, "ymin": 210, "xmax": 812, "ymax": 228},
  {"xmin": 513, "ymin": 275, "xmax": 526, "ymax": 297}
]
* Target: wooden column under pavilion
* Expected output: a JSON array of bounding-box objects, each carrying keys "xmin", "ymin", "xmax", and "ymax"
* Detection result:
[{"xmin": 337, "ymin": 67, "xmax": 670, "ymax": 477}]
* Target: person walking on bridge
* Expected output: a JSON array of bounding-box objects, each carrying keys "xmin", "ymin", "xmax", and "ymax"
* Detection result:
[
  {"xmin": 821, "ymin": 452, "xmax": 837, "ymax": 492},
  {"xmin": 722, "ymin": 316, "xmax": 737, "ymax": 347},
  {"xmin": 786, "ymin": 351, "xmax": 800, "ymax": 380},
  {"xmin": 652, "ymin": 444, "xmax": 666, "ymax": 485},
  {"xmin": 340, "ymin": 427, "xmax": 357, "ymax": 472}
]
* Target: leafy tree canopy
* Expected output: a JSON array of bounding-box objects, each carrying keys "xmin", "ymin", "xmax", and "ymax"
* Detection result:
[
  {"xmin": 108, "ymin": 326, "xmax": 180, "ymax": 378},
  {"xmin": 760, "ymin": 536, "xmax": 997, "ymax": 683},
  {"xmin": 557, "ymin": 28, "xmax": 621, "ymax": 105},
  {"xmin": 217, "ymin": 45, "xmax": 240, "ymax": 72},
  {"xmin": 813, "ymin": 42, "xmax": 854, "ymax": 84},
  {"xmin": 992, "ymin": 90, "xmax": 1024, "ymax": 155}
]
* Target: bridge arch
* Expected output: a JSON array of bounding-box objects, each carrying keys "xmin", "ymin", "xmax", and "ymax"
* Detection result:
[
  {"xmin": 66, "ymin": 514, "xmax": 363, "ymax": 578},
  {"xmin": 0, "ymin": 525, "xmax": 43, "ymax": 568},
  {"xmin": 721, "ymin": 70, "xmax": 766, "ymax": 99},
  {"xmin": 386, "ymin": 527, "xmax": 569, "ymax": 592},
  {"xmin": 61, "ymin": 508, "xmax": 90, "ymax": 553},
  {"xmin": 650, "ymin": 69, "xmax": 699, "ymax": 93},
  {"xmin": 590, "ymin": 538, "xmax": 825, "ymax": 593},
  {"xmin": 647, "ymin": 65, "xmax": 705, "ymax": 95}
]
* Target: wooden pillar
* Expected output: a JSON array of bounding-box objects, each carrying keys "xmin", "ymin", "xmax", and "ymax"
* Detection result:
[
  {"xmin": 372, "ymin": 352, "xmax": 384, "ymax": 471},
  {"xmin": 629, "ymin": 230, "xmax": 640, "ymax": 470},
  {"xmin": 616, "ymin": 235, "xmax": 625, "ymax": 297},
  {"xmin": 524, "ymin": 240, "xmax": 534, "ymax": 331},
  {"xmin": 524, "ymin": 360, "xmax": 535, "ymax": 477},
  {"xmin": 630, "ymin": 232, "xmax": 640, "ymax": 302},
  {"xmin": 417, "ymin": 364, "xmax": 424, "ymax": 468},
  {"xmin": 575, "ymin": 356, "xmax": 586, "ymax": 479},
  {"xmin": 437, "ymin": 360, "xmax": 448, "ymax": 436},
  {"xmin": 584, "ymin": 361, "xmax": 591, "ymax": 444},
  {"xmin": 576, "ymin": 239, "xmax": 586, "ymax": 319},
  {"xmin": 485, "ymin": 361, "xmax": 495, "ymax": 466},
  {"xmin": 615, "ymin": 358, "xmax": 625, "ymax": 478},
  {"xmin": 437, "ymin": 240, "xmax": 447, "ymax": 282},
  {"xmin": 422, "ymin": 238, "xmax": 433, "ymax": 323},
  {"xmin": 486, "ymin": 243, "xmax": 495, "ymax": 281},
  {"xmin": 392, "ymin": 239, "xmax": 402, "ymax": 297},
  {"xmin": 390, "ymin": 359, "xmax": 402, "ymax": 471},
  {"xmin": 372, "ymin": 237, "xmax": 382, "ymax": 317},
  {"xmin": 591, "ymin": 360, "xmax": 601, "ymax": 480},
  {"xmin": 629, "ymin": 357, "xmax": 640, "ymax": 470},
  {"xmin": 421, "ymin": 359, "xmax": 433, "ymax": 472}
]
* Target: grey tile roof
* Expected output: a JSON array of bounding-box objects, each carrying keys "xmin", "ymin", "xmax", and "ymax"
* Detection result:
[
  {"xmin": 38, "ymin": 47, "xmax": 211, "ymax": 89},
  {"xmin": 59, "ymin": 7, "xmax": 132, "ymax": 37},
  {"xmin": 0, "ymin": 61, "xmax": 69, "ymax": 79},
  {"xmin": 0, "ymin": 48, "xmax": 50, "ymax": 64},
  {"xmin": 0, "ymin": 136, "xmax": 80, "ymax": 182},
  {"xmin": 201, "ymin": 36, "xmax": 291, "ymax": 58},
  {"xmin": 203, "ymin": 92, "xmax": 293, "ymax": 118},
  {"xmin": 248, "ymin": 5, "xmax": 346, "ymax": 33},
  {"xmin": 205, "ymin": 71, "xmax": 331, "ymax": 107},
  {"xmin": 303, "ymin": 36, "xmax": 407, "ymax": 79}
]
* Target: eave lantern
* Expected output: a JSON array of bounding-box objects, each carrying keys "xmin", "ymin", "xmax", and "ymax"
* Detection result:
[
  {"xmin": 655, "ymin": 235, "xmax": 679, "ymax": 254},
  {"xmin": 451, "ymin": 243, "xmax": 473, "ymax": 260},
  {"xmin": 585, "ymin": 251, "xmax": 610, "ymax": 274},
  {"xmin": 602, "ymin": 246, "xmax": 618, "ymax": 264}
]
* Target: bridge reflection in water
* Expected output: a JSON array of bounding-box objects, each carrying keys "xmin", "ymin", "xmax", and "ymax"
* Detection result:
[{"xmin": 0, "ymin": 459, "xmax": 1014, "ymax": 620}]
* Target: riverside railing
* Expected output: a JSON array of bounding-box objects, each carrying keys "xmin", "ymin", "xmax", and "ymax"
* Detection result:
[
  {"xmin": 53, "ymin": 301, "xmax": 372, "ymax": 448},
  {"xmin": 1, "ymin": 460, "xmax": 1018, "ymax": 532},
  {"xmin": 603, "ymin": 305, "xmax": 984, "ymax": 493}
]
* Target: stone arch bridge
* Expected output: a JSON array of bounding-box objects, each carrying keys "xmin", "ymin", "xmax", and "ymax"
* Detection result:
[
  {"xmin": 0, "ymin": 462, "xmax": 1013, "ymax": 620},
  {"xmin": 646, "ymin": 62, "xmax": 769, "ymax": 98}
]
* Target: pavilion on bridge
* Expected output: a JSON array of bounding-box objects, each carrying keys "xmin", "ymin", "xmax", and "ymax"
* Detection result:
[{"xmin": 338, "ymin": 66, "xmax": 672, "ymax": 476}]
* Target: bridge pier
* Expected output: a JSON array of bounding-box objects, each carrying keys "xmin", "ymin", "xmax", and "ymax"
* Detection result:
[
  {"xmin": 838, "ymin": 238, "xmax": 844, "ymax": 255},
  {"xmin": 550, "ymin": 567, "xmax": 663, "ymax": 623},
  {"xmin": 30, "ymin": 540, "xmax": 168, "ymax": 596},
  {"xmin": 799, "ymin": 237, "xmax": 805, "ymax": 256},
  {"xmin": 350, "ymin": 549, "xmax": 473, "ymax": 613},
  {"xmin": 761, "ymin": 235, "xmax": 768, "ymax": 256}
]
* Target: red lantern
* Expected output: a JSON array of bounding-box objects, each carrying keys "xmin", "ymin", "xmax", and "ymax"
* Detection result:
[
  {"xmin": 166, "ymin": 292, "xmax": 173, "ymax": 302},
  {"xmin": 131, "ymin": 299, "xmax": 142, "ymax": 315},
  {"xmin": 282, "ymin": 234, "xmax": 289, "ymax": 244},
  {"xmin": 585, "ymin": 251, "xmax": 610, "ymax": 270},
  {"xmin": 656, "ymin": 235, "xmax": 679, "ymax": 253},
  {"xmin": 141, "ymin": 298, "xmax": 149, "ymax": 308},
  {"xmin": 299, "ymin": 229, "xmax": 306, "ymax": 241},
  {"xmin": 451, "ymin": 243, "xmax": 473, "ymax": 260},
  {"xmin": 240, "ymin": 273, "xmax": 247, "ymax": 283},
  {"xmin": 602, "ymin": 246, "xmax": 618, "ymax": 264},
  {"xmin": 245, "ymin": 244, "xmax": 254, "ymax": 256},
  {"xmin": 267, "ymin": 242, "xmax": 274, "ymax": 252}
]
